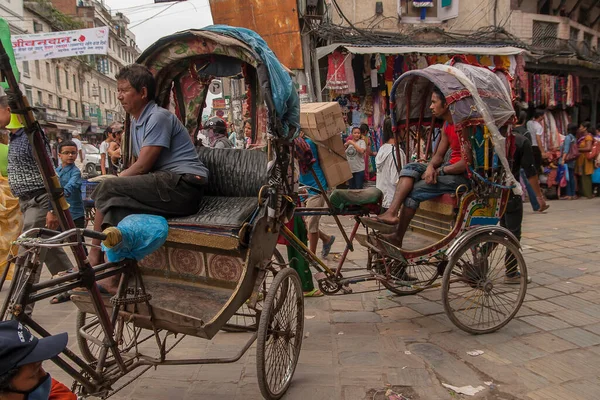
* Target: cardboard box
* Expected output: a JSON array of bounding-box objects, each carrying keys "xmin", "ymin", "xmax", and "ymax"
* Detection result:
[
  {"xmin": 300, "ymin": 102, "xmax": 347, "ymax": 142},
  {"xmin": 313, "ymin": 135, "xmax": 352, "ymax": 188}
]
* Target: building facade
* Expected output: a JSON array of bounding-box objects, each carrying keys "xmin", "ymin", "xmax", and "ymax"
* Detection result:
[{"xmin": 10, "ymin": 0, "xmax": 141, "ymax": 140}]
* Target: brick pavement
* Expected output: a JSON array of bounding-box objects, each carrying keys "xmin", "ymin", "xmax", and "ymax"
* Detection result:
[{"xmin": 3, "ymin": 198, "xmax": 600, "ymax": 399}]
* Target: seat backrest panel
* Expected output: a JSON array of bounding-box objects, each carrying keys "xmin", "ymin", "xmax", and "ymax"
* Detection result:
[{"xmin": 196, "ymin": 147, "xmax": 268, "ymax": 197}]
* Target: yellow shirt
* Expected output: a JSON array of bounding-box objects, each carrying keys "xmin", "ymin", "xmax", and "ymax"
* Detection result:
[{"xmin": 577, "ymin": 134, "xmax": 595, "ymax": 175}]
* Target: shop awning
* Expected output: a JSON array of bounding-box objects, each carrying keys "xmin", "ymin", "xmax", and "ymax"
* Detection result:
[
  {"xmin": 316, "ymin": 44, "xmax": 527, "ymax": 60},
  {"xmin": 44, "ymin": 122, "xmax": 77, "ymax": 131}
]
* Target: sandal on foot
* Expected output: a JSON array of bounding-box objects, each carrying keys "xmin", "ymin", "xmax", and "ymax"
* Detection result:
[
  {"xmin": 304, "ymin": 288, "xmax": 324, "ymax": 297},
  {"xmin": 71, "ymin": 284, "xmax": 111, "ymax": 295},
  {"xmin": 321, "ymin": 236, "xmax": 336, "ymax": 258},
  {"xmin": 50, "ymin": 291, "xmax": 73, "ymax": 304}
]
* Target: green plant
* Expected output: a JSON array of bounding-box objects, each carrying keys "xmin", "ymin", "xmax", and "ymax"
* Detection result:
[{"xmin": 31, "ymin": 0, "xmax": 84, "ymax": 31}]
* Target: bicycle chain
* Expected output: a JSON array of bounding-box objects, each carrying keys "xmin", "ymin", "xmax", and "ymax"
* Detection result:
[{"xmin": 110, "ymin": 287, "xmax": 152, "ymax": 306}]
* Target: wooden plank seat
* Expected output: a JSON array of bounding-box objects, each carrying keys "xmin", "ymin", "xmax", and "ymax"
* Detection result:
[{"xmin": 410, "ymin": 193, "xmax": 460, "ymax": 240}]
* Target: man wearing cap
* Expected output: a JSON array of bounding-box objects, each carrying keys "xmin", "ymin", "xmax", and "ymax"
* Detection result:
[
  {"xmin": 0, "ymin": 320, "xmax": 75, "ymax": 399},
  {"xmin": 5, "ymin": 102, "xmax": 74, "ymax": 294}
]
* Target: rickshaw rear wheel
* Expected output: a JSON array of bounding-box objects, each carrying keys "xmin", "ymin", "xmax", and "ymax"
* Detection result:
[
  {"xmin": 441, "ymin": 233, "xmax": 527, "ymax": 334},
  {"xmin": 256, "ymin": 267, "xmax": 304, "ymax": 400}
]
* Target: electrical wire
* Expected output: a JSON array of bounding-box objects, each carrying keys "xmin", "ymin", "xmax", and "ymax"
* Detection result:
[{"xmin": 128, "ymin": 1, "xmax": 180, "ymax": 29}]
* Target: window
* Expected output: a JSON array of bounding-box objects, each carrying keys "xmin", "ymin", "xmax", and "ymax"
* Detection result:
[
  {"xmin": 35, "ymin": 60, "xmax": 40, "ymax": 79},
  {"xmin": 22, "ymin": 61, "xmax": 29, "ymax": 76},
  {"xmin": 33, "ymin": 21, "xmax": 43, "ymax": 33},
  {"xmin": 73, "ymin": 74, "xmax": 77, "ymax": 92},
  {"xmin": 570, "ymin": 27, "xmax": 580, "ymax": 49},
  {"xmin": 58, "ymin": 97, "xmax": 63, "ymax": 110},
  {"xmin": 65, "ymin": 70, "xmax": 69, "ymax": 89},
  {"xmin": 48, "ymin": 94, "xmax": 53, "ymax": 107},
  {"xmin": 104, "ymin": 88, "xmax": 107, "ymax": 103},
  {"xmin": 109, "ymin": 62, "xmax": 113, "ymax": 74},
  {"xmin": 67, "ymin": 99, "xmax": 71, "ymax": 114},
  {"xmin": 55, "ymin": 66, "xmax": 60, "ymax": 88},
  {"xmin": 87, "ymin": 82, "xmax": 90, "ymax": 97},
  {"xmin": 583, "ymin": 32, "xmax": 594, "ymax": 56},
  {"xmin": 46, "ymin": 62, "xmax": 51, "ymax": 83},
  {"xmin": 25, "ymin": 87, "xmax": 33, "ymax": 106},
  {"xmin": 532, "ymin": 21, "xmax": 558, "ymax": 48},
  {"xmin": 75, "ymin": 102, "xmax": 79, "ymax": 118},
  {"xmin": 37, "ymin": 90, "xmax": 42, "ymax": 105}
]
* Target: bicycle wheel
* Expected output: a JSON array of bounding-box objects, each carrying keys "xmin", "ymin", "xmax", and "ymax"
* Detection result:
[
  {"xmin": 378, "ymin": 252, "xmax": 441, "ymax": 296},
  {"xmin": 76, "ymin": 310, "xmax": 143, "ymax": 363},
  {"xmin": 441, "ymin": 233, "xmax": 527, "ymax": 334},
  {"xmin": 256, "ymin": 268, "xmax": 304, "ymax": 400},
  {"xmin": 222, "ymin": 249, "xmax": 285, "ymax": 332}
]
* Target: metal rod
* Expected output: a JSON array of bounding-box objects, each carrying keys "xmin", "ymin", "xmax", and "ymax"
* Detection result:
[
  {"xmin": 139, "ymin": 333, "xmax": 257, "ymax": 366},
  {"xmin": 334, "ymin": 219, "xmax": 362, "ymax": 277},
  {"xmin": 308, "ymin": 167, "xmax": 353, "ymax": 251},
  {"xmin": 281, "ymin": 225, "xmax": 333, "ymax": 275}
]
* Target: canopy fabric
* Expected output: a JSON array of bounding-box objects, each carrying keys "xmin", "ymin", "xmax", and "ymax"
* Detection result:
[
  {"xmin": 316, "ymin": 43, "xmax": 526, "ymax": 60},
  {"xmin": 203, "ymin": 25, "xmax": 300, "ymax": 139}
]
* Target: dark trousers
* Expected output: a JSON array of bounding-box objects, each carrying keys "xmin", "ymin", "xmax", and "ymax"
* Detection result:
[
  {"xmin": 500, "ymin": 194, "xmax": 522, "ymax": 277},
  {"xmin": 348, "ymin": 171, "xmax": 365, "ymax": 189},
  {"xmin": 566, "ymin": 167, "xmax": 576, "ymax": 197},
  {"xmin": 92, "ymin": 171, "xmax": 205, "ymax": 228},
  {"xmin": 532, "ymin": 146, "xmax": 543, "ymax": 174}
]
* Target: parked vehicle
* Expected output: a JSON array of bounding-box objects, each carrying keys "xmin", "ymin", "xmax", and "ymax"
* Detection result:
[{"xmin": 82, "ymin": 143, "xmax": 101, "ymax": 176}]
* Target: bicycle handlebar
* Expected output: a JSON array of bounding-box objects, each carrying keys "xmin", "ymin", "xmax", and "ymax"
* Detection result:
[{"xmin": 18, "ymin": 227, "xmax": 107, "ymax": 244}]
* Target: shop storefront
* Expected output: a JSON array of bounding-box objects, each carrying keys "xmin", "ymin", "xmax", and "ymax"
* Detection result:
[{"xmin": 316, "ymin": 44, "xmax": 526, "ymax": 181}]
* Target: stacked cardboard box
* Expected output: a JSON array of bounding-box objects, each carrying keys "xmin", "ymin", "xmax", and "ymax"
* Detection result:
[{"xmin": 300, "ymin": 102, "xmax": 352, "ymax": 187}]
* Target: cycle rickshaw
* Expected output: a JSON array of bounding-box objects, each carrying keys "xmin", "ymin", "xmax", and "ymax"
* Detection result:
[
  {"xmin": 283, "ymin": 61, "xmax": 528, "ymax": 334},
  {"xmin": 0, "ymin": 26, "xmax": 303, "ymax": 399}
]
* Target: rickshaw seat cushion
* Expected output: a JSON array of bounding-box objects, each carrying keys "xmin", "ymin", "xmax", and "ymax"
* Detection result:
[
  {"xmin": 196, "ymin": 147, "xmax": 268, "ymax": 197},
  {"xmin": 330, "ymin": 187, "xmax": 383, "ymax": 209},
  {"xmin": 168, "ymin": 196, "xmax": 257, "ymax": 228}
]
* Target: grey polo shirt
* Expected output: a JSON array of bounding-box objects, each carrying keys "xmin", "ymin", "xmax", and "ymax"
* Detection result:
[{"xmin": 131, "ymin": 101, "xmax": 209, "ymax": 178}]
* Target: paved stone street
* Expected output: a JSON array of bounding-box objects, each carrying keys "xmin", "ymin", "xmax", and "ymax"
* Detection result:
[{"xmin": 3, "ymin": 198, "xmax": 600, "ymax": 399}]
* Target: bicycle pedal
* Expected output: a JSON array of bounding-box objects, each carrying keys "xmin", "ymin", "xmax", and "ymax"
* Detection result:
[{"xmin": 341, "ymin": 287, "xmax": 353, "ymax": 294}]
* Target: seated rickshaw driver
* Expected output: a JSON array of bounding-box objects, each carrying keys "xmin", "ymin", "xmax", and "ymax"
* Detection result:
[
  {"xmin": 89, "ymin": 65, "xmax": 209, "ymax": 280},
  {"xmin": 367, "ymin": 86, "xmax": 470, "ymax": 248}
]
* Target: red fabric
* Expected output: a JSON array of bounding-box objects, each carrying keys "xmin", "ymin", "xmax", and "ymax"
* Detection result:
[
  {"xmin": 49, "ymin": 379, "xmax": 77, "ymax": 400},
  {"xmin": 445, "ymin": 123, "xmax": 462, "ymax": 165}
]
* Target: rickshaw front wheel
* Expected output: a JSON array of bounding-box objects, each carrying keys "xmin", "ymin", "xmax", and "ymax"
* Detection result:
[
  {"xmin": 441, "ymin": 232, "xmax": 527, "ymax": 334},
  {"xmin": 256, "ymin": 267, "xmax": 304, "ymax": 400}
]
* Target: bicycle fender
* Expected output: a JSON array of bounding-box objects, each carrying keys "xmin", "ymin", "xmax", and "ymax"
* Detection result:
[{"xmin": 446, "ymin": 225, "xmax": 521, "ymax": 261}]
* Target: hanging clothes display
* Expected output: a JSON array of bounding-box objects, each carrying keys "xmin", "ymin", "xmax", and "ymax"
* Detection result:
[
  {"xmin": 344, "ymin": 54, "xmax": 356, "ymax": 94},
  {"xmin": 325, "ymin": 51, "xmax": 348, "ymax": 92},
  {"xmin": 352, "ymin": 54, "xmax": 366, "ymax": 96}
]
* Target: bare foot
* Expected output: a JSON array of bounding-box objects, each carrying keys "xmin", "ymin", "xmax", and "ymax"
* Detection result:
[{"xmin": 372, "ymin": 213, "xmax": 400, "ymax": 225}]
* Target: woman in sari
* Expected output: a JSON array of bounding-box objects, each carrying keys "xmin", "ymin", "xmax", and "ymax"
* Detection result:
[{"xmin": 576, "ymin": 122, "xmax": 594, "ymax": 199}]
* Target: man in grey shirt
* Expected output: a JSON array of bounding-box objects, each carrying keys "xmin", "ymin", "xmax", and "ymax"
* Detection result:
[{"xmin": 90, "ymin": 64, "xmax": 208, "ymax": 268}]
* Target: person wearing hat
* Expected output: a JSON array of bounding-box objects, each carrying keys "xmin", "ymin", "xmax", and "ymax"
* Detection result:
[
  {"xmin": 0, "ymin": 320, "xmax": 76, "ymax": 399},
  {"xmin": 5, "ymin": 100, "xmax": 74, "ymax": 307},
  {"xmin": 204, "ymin": 116, "xmax": 232, "ymax": 149}
]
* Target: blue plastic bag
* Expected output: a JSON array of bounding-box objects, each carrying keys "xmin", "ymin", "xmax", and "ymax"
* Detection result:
[{"xmin": 102, "ymin": 215, "xmax": 169, "ymax": 262}]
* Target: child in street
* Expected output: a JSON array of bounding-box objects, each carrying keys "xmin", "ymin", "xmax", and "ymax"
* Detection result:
[
  {"xmin": 57, "ymin": 140, "xmax": 85, "ymax": 229},
  {"xmin": 345, "ymin": 126, "xmax": 367, "ymax": 189}
]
